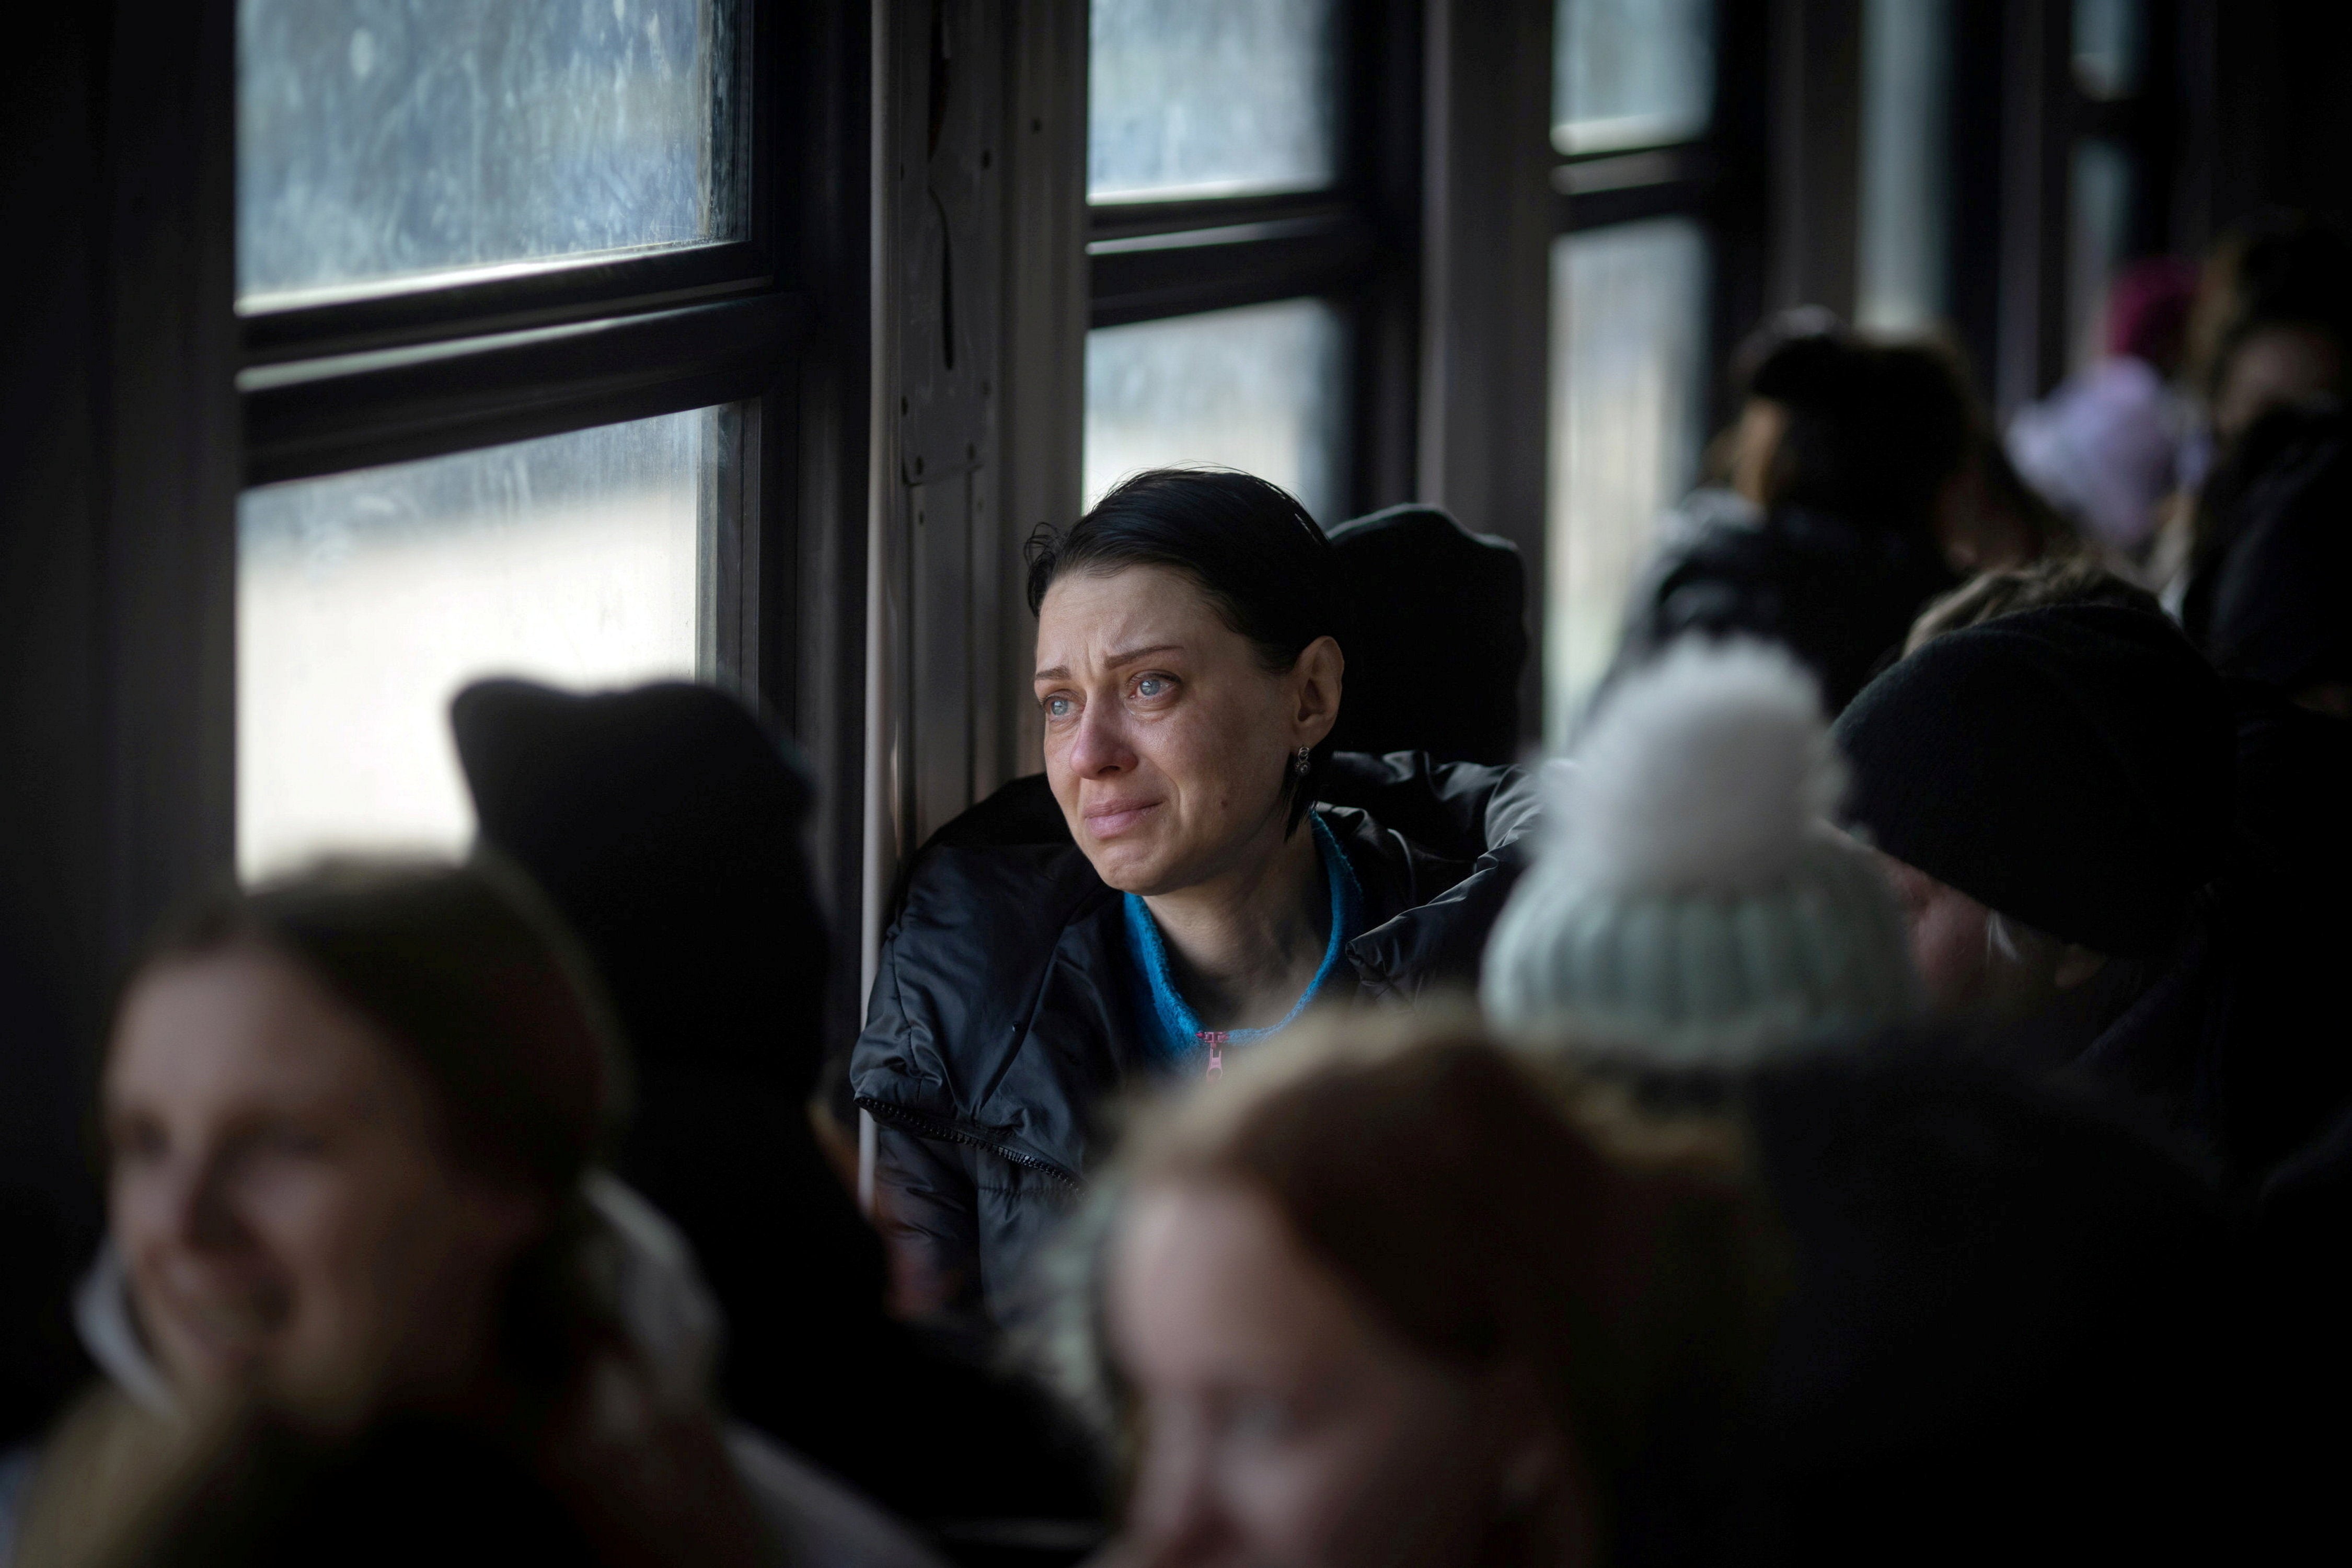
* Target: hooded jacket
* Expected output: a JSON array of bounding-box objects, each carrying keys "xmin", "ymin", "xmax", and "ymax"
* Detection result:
[{"xmin": 848, "ymin": 752, "xmax": 1542, "ymax": 1328}]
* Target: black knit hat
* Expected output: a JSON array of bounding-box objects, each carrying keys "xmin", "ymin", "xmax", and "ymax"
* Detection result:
[
  {"xmin": 1831, "ymin": 604, "xmax": 2233, "ymax": 955},
  {"xmin": 450, "ymin": 679, "xmax": 829, "ymax": 1096}
]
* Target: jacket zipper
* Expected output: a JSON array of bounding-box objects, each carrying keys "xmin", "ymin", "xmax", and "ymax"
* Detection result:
[
  {"xmin": 1197, "ymin": 1030, "xmax": 1228, "ymax": 1079},
  {"xmin": 852, "ymin": 1096, "xmax": 1081, "ymax": 1186}
]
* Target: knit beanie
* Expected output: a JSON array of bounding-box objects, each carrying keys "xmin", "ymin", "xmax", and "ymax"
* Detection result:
[
  {"xmin": 1481, "ymin": 640, "xmax": 1919, "ymax": 1065},
  {"xmin": 1831, "ymin": 603, "xmax": 2232, "ymax": 956}
]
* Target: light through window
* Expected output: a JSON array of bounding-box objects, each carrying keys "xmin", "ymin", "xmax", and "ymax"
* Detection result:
[
  {"xmin": 237, "ymin": 409, "xmax": 728, "ymax": 879},
  {"xmin": 1545, "ymin": 220, "xmax": 1710, "ymax": 742},
  {"xmin": 1553, "ymin": 0, "xmax": 1714, "ymax": 156},
  {"xmin": 237, "ymin": 0, "xmax": 744, "ymax": 306},
  {"xmin": 1083, "ymin": 298, "xmax": 1347, "ymax": 527},
  {"xmin": 1088, "ymin": 0, "xmax": 1339, "ymax": 203}
]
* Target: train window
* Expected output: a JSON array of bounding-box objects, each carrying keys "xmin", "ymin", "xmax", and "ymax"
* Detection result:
[
  {"xmin": 237, "ymin": 0, "xmax": 745, "ymax": 305},
  {"xmin": 1857, "ymin": 0, "xmax": 1953, "ymax": 332},
  {"xmin": 1087, "ymin": 0, "xmax": 1339, "ymax": 204},
  {"xmin": 1083, "ymin": 298, "xmax": 1346, "ymax": 524},
  {"xmin": 1081, "ymin": 0, "xmax": 1397, "ymax": 528},
  {"xmin": 1552, "ymin": 0, "xmax": 1714, "ymax": 156},
  {"xmin": 2063, "ymin": 0, "xmax": 2157, "ymax": 372},
  {"xmin": 1543, "ymin": 0, "xmax": 1721, "ymax": 740},
  {"xmin": 232, "ymin": 0, "xmax": 787, "ymax": 882},
  {"xmin": 2072, "ymin": 0, "xmax": 2146, "ymax": 100},
  {"xmin": 1545, "ymin": 220, "xmax": 1709, "ymax": 720},
  {"xmin": 237, "ymin": 407, "xmax": 732, "ymax": 878}
]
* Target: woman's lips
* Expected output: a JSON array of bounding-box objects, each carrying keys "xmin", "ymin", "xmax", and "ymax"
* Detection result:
[{"xmin": 1082, "ymin": 800, "xmax": 1162, "ymax": 838}]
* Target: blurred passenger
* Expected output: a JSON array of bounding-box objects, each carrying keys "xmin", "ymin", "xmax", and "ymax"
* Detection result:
[
  {"xmin": 1482, "ymin": 639, "xmax": 1918, "ymax": 1065},
  {"xmin": 851, "ymin": 469, "xmax": 1540, "ymax": 1332},
  {"xmin": 2007, "ymin": 257, "xmax": 2200, "ymax": 561},
  {"xmin": 1479, "ymin": 629, "xmax": 2232, "ymax": 1560},
  {"xmin": 1078, "ymin": 1017, "xmax": 1776, "ymax": 1568},
  {"xmin": 7, "ymin": 861, "xmax": 940, "ymax": 1568},
  {"xmin": 451, "ymin": 679, "xmax": 1103, "ymax": 1528},
  {"xmin": 2176, "ymin": 218, "xmax": 2352, "ymax": 713},
  {"xmin": 1827, "ymin": 604, "xmax": 2344, "ymax": 1178},
  {"xmin": 1609, "ymin": 315, "xmax": 1976, "ymax": 712},
  {"xmin": 2186, "ymin": 216, "xmax": 2352, "ymax": 446},
  {"xmin": 1903, "ymin": 560, "xmax": 2352, "ymax": 1181}
]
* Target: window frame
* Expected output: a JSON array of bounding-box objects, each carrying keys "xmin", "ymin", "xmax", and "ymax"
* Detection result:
[
  {"xmin": 1081, "ymin": 0, "xmax": 1424, "ymax": 520},
  {"xmin": 1549, "ymin": 0, "xmax": 1766, "ymax": 434},
  {"xmin": 235, "ymin": 0, "xmax": 810, "ymax": 706}
]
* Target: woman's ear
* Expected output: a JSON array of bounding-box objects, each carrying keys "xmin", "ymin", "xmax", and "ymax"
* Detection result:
[{"xmin": 1292, "ymin": 635, "xmax": 1344, "ymax": 746}]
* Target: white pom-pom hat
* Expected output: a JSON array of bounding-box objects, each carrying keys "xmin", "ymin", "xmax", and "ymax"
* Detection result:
[{"xmin": 1481, "ymin": 639, "xmax": 1919, "ymax": 1066}]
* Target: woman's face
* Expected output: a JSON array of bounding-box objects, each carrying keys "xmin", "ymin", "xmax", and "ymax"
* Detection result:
[
  {"xmin": 1034, "ymin": 565, "xmax": 1340, "ymax": 895},
  {"xmin": 1872, "ymin": 852, "xmax": 2103, "ymax": 1013},
  {"xmin": 105, "ymin": 946, "xmax": 541, "ymax": 1416},
  {"xmin": 1107, "ymin": 1181, "xmax": 1566, "ymax": 1568}
]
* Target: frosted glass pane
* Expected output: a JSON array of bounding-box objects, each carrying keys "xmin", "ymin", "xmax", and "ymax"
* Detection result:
[
  {"xmin": 238, "ymin": 410, "xmax": 719, "ymax": 880},
  {"xmin": 1856, "ymin": 0, "xmax": 1951, "ymax": 332},
  {"xmin": 1546, "ymin": 220, "xmax": 1710, "ymax": 746},
  {"xmin": 1554, "ymin": 0, "xmax": 1714, "ymax": 155},
  {"xmin": 1089, "ymin": 0, "xmax": 1338, "ymax": 203},
  {"xmin": 1085, "ymin": 298, "xmax": 1347, "ymax": 527},
  {"xmin": 238, "ymin": 0, "xmax": 743, "ymax": 305},
  {"xmin": 2073, "ymin": 0, "xmax": 2145, "ymax": 99}
]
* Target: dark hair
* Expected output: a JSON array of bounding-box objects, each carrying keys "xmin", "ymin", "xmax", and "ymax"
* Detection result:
[
  {"xmin": 1739, "ymin": 317, "xmax": 1977, "ymax": 540},
  {"xmin": 131, "ymin": 857, "xmax": 627, "ymax": 1196},
  {"xmin": 1025, "ymin": 467, "xmax": 1342, "ymax": 835}
]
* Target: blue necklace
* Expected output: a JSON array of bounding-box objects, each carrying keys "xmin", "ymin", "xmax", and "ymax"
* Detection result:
[{"xmin": 1124, "ymin": 811, "xmax": 1363, "ymax": 1078}]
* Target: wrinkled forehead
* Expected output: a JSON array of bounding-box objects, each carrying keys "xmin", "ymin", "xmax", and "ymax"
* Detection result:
[{"xmin": 1033, "ymin": 563, "xmax": 1233, "ymax": 673}]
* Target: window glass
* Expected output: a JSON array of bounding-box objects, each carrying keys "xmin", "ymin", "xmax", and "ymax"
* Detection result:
[
  {"xmin": 2067, "ymin": 138, "xmax": 2137, "ymax": 371},
  {"xmin": 1088, "ymin": 0, "xmax": 1339, "ymax": 203},
  {"xmin": 2072, "ymin": 0, "xmax": 2146, "ymax": 100},
  {"xmin": 1856, "ymin": 0, "xmax": 1951, "ymax": 331},
  {"xmin": 237, "ymin": 0, "xmax": 743, "ymax": 306},
  {"xmin": 1553, "ymin": 0, "xmax": 1714, "ymax": 156},
  {"xmin": 237, "ymin": 408, "xmax": 723, "ymax": 879},
  {"xmin": 1084, "ymin": 298, "xmax": 1347, "ymax": 527},
  {"xmin": 1546, "ymin": 219, "xmax": 1710, "ymax": 745}
]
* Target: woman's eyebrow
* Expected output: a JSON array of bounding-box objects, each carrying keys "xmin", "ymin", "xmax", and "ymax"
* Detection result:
[{"xmin": 1032, "ymin": 643, "xmax": 1185, "ymax": 683}]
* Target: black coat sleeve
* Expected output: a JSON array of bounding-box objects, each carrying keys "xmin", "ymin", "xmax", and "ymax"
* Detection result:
[{"xmin": 872, "ymin": 1123, "xmax": 988, "ymax": 1322}]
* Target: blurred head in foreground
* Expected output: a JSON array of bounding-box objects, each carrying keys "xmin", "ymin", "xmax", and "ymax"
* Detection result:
[
  {"xmin": 99, "ymin": 858, "xmax": 626, "ymax": 1421},
  {"xmin": 1483, "ymin": 639, "xmax": 1918, "ymax": 1069},
  {"xmin": 1090, "ymin": 1016, "xmax": 1777, "ymax": 1568}
]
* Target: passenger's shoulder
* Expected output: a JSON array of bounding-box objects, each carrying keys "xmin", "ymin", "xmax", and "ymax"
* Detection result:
[
  {"xmin": 891, "ymin": 775, "xmax": 1104, "ymax": 939},
  {"xmin": 1323, "ymin": 751, "xmax": 1540, "ymax": 862},
  {"xmin": 725, "ymin": 1425, "xmax": 951, "ymax": 1568}
]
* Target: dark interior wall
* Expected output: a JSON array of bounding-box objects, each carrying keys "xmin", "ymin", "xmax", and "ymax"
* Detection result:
[
  {"xmin": 0, "ymin": 11, "xmax": 110, "ymax": 1226},
  {"xmin": 2184, "ymin": 0, "xmax": 2352, "ymax": 243}
]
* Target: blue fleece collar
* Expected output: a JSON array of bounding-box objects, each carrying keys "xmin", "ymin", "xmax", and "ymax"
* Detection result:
[{"xmin": 1125, "ymin": 810, "xmax": 1363, "ymax": 1073}]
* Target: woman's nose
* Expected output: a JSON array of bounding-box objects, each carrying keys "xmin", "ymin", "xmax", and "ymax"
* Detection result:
[
  {"xmin": 143, "ymin": 1149, "xmax": 246, "ymax": 1254},
  {"xmin": 1066, "ymin": 701, "xmax": 1137, "ymax": 778}
]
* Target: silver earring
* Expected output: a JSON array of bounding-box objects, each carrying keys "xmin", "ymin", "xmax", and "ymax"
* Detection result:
[{"xmin": 1294, "ymin": 746, "xmax": 1311, "ymax": 777}]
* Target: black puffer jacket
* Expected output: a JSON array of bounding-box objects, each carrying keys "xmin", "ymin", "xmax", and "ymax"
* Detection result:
[
  {"xmin": 1610, "ymin": 490, "xmax": 1959, "ymax": 714},
  {"xmin": 849, "ymin": 752, "xmax": 1542, "ymax": 1328}
]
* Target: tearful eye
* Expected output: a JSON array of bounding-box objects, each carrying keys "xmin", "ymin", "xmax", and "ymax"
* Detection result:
[
  {"xmin": 1134, "ymin": 675, "xmax": 1169, "ymax": 699},
  {"xmin": 1044, "ymin": 694, "xmax": 1076, "ymax": 719}
]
